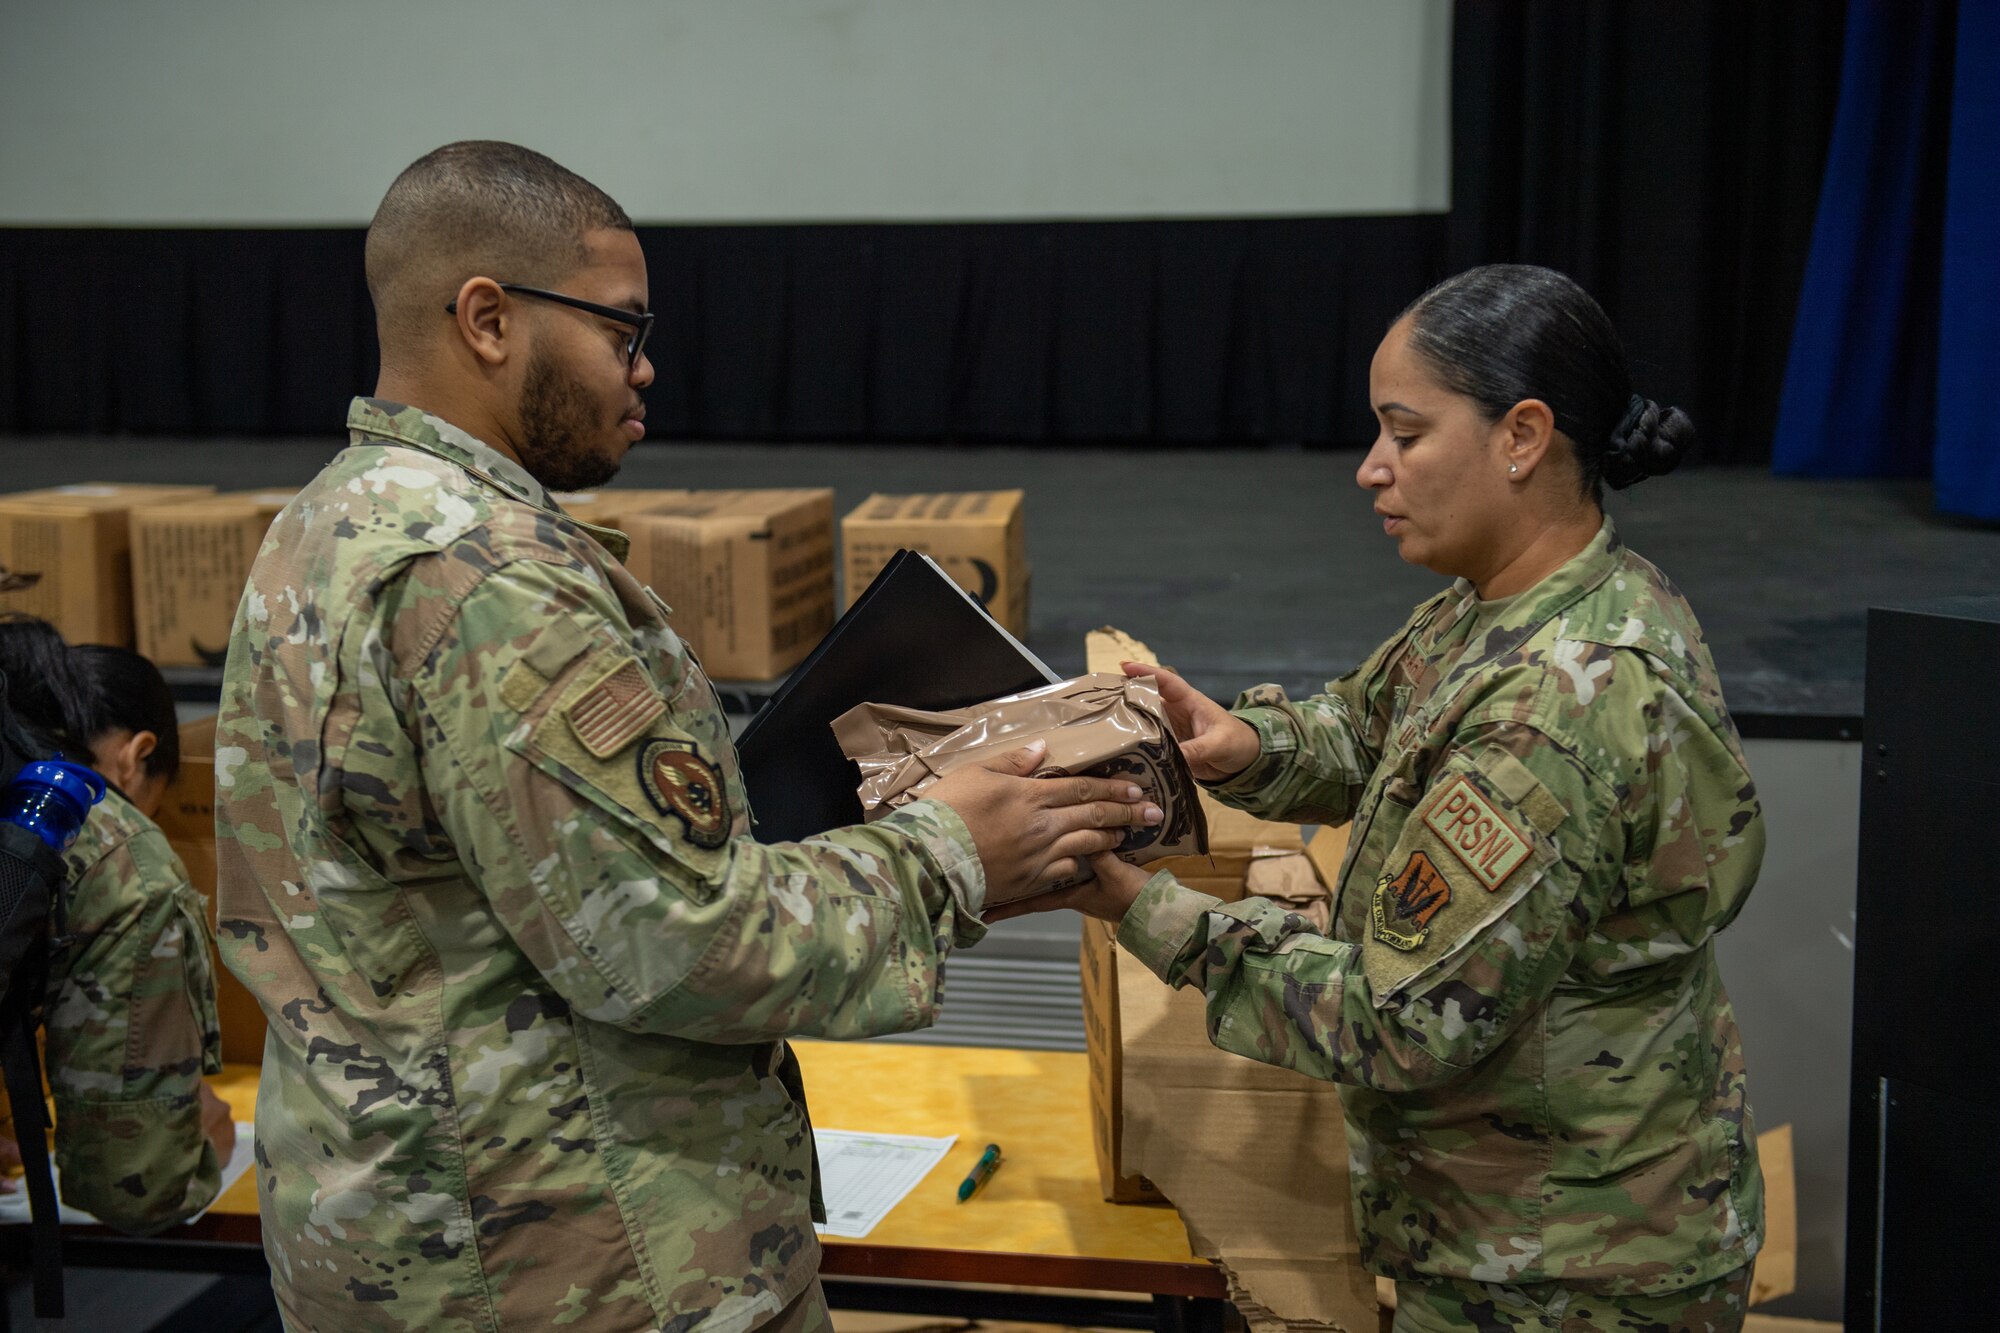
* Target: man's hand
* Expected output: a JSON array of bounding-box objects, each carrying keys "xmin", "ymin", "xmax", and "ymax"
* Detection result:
[
  {"xmin": 926, "ymin": 741, "xmax": 1161, "ymax": 905},
  {"xmin": 200, "ymin": 1083, "xmax": 237, "ymax": 1165},
  {"xmin": 1121, "ymin": 662, "xmax": 1261, "ymax": 782},
  {"xmin": 984, "ymin": 852, "xmax": 1154, "ymax": 925}
]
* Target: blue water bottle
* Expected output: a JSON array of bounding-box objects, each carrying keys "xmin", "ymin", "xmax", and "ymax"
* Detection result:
[{"xmin": 0, "ymin": 759, "xmax": 106, "ymax": 852}]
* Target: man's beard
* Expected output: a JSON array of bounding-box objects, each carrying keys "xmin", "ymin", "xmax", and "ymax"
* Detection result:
[{"xmin": 516, "ymin": 348, "xmax": 625, "ymax": 492}]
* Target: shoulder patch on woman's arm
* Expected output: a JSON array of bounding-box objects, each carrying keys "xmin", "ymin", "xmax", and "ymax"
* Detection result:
[
  {"xmin": 1364, "ymin": 764, "xmax": 1557, "ymax": 1002},
  {"xmin": 1419, "ymin": 774, "xmax": 1534, "ymax": 892}
]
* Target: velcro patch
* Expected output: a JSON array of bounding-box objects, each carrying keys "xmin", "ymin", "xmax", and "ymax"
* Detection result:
[
  {"xmin": 1371, "ymin": 850, "xmax": 1452, "ymax": 951},
  {"xmin": 498, "ymin": 659, "xmax": 548, "ymax": 714},
  {"xmin": 524, "ymin": 612, "xmax": 592, "ymax": 678},
  {"xmin": 565, "ymin": 657, "xmax": 666, "ymax": 759},
  {"xmin": 638, "ymin": 738, "xmax": 731, "ymax": 848},
  {"xmin": 1420, "ymin": 775, "xmax": 1532, "ymax": 892}
]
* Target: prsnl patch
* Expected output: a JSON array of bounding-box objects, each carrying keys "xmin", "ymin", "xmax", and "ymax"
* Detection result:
[{"xmin": 1421, "ymin": 775, "xmax": 1532, "ymax": 892}]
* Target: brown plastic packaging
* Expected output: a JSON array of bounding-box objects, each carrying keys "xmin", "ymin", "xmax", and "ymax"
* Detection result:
[{"xmin": 831, "ymin": 672, "xmax": 1208, "ymax": 905}]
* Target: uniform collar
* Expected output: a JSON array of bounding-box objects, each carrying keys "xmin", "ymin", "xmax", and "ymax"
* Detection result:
[
  {"xmin": 346, "ymin": 397, "xmax": 555, "ymax": 512},
  {"xmin": 1428, "ymin": 516, "xmax": 1622, "ymax": 650}
]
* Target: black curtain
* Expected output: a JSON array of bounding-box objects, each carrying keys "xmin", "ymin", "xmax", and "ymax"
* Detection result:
[
  {"xmin": 0, "ymin": 229, "xmax": 377, "ymax": 437},
  {"xmin": 1450, "ymin": 0, "xmax": 1848, "ymax": 464},
  {"xmin": 0, "ymin": 217, "xmax": 1446, "ymax": 445}
]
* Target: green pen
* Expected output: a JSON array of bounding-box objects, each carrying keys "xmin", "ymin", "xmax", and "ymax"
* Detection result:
[{"xmin": 956, "ymin": 1143, "xmax": 1004, "ymax": 1202}]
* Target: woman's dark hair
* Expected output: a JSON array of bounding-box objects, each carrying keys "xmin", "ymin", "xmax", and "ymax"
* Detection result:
[
  {"xmin": 0, "ymin": 614, "xmax": 97, "ymax": 759},
  {"xmin": 0, "ymin": 616, "xmax": 179, "ymax": 782},
  {"xmin": 1398, "ymin": 264, "xmax": 1694, "ymax": 496},
  {"xmin": 71, "ymin": 644, "xmax": 180, "ymax": 783}
]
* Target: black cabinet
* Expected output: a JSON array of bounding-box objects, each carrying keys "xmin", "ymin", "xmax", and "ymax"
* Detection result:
[{"xmin": 1847, "ymin": 596, "xmax": 2000, "ymax": 1329}]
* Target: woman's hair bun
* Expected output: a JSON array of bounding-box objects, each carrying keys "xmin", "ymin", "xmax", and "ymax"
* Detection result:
[{"xmin": 1600, "ymin": 395, "xmax": 1693, "ymax": 491}]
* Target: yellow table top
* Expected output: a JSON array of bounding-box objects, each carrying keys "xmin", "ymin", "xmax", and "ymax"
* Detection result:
[{"xmin": 206, "ymin": 1040, "xmax": 1205, "ymax": 1273}]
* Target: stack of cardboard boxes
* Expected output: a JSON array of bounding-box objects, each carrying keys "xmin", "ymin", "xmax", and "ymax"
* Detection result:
[
  {"xmin": 0, "ymin": 484, "xmax": 217, "ymax": 646},
  {"xmin": 0, "ymin": 481, "xmax": 1034, "ymax": 683}
]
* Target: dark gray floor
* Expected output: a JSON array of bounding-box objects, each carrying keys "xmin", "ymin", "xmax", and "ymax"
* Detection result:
[{"xmin": 7, "ymin": 433, "xmax": 1995, "ymax": 722}]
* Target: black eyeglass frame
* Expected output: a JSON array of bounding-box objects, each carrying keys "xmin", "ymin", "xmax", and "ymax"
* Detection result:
[{"xmin": 445, "ymin": 283, "xmax": 654, "ymax": 370}]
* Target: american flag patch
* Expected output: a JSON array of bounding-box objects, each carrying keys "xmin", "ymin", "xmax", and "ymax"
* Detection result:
[{"xmin": 564, "ymin": 657, "xmax": 665, "ymax": 759}]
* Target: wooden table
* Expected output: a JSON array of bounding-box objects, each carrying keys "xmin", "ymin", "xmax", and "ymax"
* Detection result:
[{"xmin": 4, "ymin": 1042, "xmax": 1227, "ymax": 1332}]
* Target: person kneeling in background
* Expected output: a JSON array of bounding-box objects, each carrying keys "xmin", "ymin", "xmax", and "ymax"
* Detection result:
[{"xmin": 0, "ymin": 615, "xmax": 231, "ymax": 1231}]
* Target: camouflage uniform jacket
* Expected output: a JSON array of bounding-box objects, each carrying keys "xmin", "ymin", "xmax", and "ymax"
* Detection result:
[
  {"xmin": 215, "ymin": 399, "xmax": 987, "ymax": 1333},
  {"xmin": 45, "ymin": 786, "xmax": 224, "ymax": 1231},
  {"xmin": 1119, "ymin": 519, "xmax": 1764, "ymax": 1295}
]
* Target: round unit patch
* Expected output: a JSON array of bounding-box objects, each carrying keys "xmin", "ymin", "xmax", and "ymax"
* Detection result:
[{"xmin": 638, "ymin": 738, "xmax": 731, "ymax": 849}]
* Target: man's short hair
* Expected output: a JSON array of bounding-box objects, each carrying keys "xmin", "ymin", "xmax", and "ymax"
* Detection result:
[{"xmin": 365, "ymin": 140, "xmax": 633, "ymax": 361}]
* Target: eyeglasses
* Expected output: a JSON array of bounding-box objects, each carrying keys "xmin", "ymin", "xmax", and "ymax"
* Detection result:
[{"xmin": 445, "ymin": 283, "xmax": 654, "ymax": 371}]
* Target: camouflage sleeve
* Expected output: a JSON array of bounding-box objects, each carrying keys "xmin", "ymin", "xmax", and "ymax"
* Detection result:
[
  {"xmin": 409, "ymin": 557, "xmax": 987, "ymax": 1046},
  {"xmin": 46, "ymin": 828, "xmax": 224, "ymax": 1234},
  {"xmin": 1119, "ymin": 712, "xmax": 1625, "ymax": 1092},
  {"xmin": 1203, "ymin": 615, "xmax": 1421, "ymax": 824}
]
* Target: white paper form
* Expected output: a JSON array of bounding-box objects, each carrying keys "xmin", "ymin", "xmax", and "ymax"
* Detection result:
[
  {"xmin": 0, "ymin": 1122, "xmax": 255, "ymax": 1227},
  {"xmin": 810, "ymin": 1129, "xmax": 957, "ymax": 1239}
]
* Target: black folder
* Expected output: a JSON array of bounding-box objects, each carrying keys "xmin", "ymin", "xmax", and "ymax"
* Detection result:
[{"xmin": 736, "ymin": 550, "xmax": 1059, "ymax": 842}]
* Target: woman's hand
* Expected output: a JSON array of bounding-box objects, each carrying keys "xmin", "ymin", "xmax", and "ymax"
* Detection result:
[
  {"xmin": 1121, "ymin": 662, "xmax": 1261, "ymax": 782},
  {"xmin": 983, "ymin": 852, "xmax": 1155, "ymax": 926}
]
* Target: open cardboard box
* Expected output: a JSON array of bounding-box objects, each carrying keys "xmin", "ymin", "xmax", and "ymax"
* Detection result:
[{"xmin": 1078, "ymin": 628, "xmax": 1376, "ymax": 1328}]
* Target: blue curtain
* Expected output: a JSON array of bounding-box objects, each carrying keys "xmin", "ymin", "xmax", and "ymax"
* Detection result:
[
  {"xmin": 1934, "ymin": 0, "xmax": 2000, "ymax": 519},
  {"xmin": 1771, "ymin": 0, "xmax": 1955, "ymax": 480}
]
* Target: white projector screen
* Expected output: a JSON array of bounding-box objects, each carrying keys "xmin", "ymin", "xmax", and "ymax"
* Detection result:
[{"xmin": 0, "ymin": 0, "xmax": 1450, "ymax": 226}]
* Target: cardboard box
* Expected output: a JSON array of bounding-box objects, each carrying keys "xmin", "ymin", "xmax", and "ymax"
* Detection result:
[
  {"xmin": 842, "ymin": 491, "xmax": 1029, "ymax": 638},
  {"xmin": 1080, "ymin": 628, "xmax": 1315, "ymax": 1196},
  {"xmin": 0, "ymin": 483, "xmax": 215, "ymax": 646},
  {"xmin": 155, "ymin": 715, "xmax": 268, "ymax": 1065},
  {"xmin": 1080, "ymin": 825, "xmax": 1373, "ymax": 1330},
  {"xmin": 130, "ymin": 491, "xmax": 294, "ymax": 667},
  {"xmin": 1750, "ymin": 1122, "xmax": 1798, "ymax": 1305},
  {"xmin": 613, "ymin": 490, "xmax": 836, "ymax": 681},
  {"xmin": 1081, "ymin": 828, "xmax": 1344, "ymax": 1208},
  {"xmin": 1151, "ymin": 799, "xmax": 1305, "ymax": 899}
]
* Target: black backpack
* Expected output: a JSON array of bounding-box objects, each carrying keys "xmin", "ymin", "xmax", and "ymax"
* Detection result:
[{"xmin": 0, "ymin": 665, "xmax": 71, "ymax": 1318}]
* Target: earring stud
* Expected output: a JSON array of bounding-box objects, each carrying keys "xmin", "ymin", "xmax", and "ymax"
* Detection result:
[{"xmin": 1509, "ymin": 463, "xmax": 1519, "ymax": 475}]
